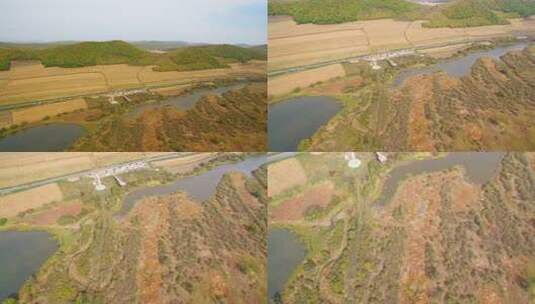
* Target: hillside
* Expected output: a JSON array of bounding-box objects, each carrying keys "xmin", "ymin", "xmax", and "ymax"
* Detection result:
[
  {"xmin": 9, "ymin": 158, "xmax": 267, "ymax": 304},
  {"xmin": 71, "ymin": 83, "xmax": 267, "ymax": 151},
  {"xmin": 268, "ymin": 152, "xmax": 535, "ymax": 303},
  {"xmin": 0, "ymin": 41, "xmax": 266, "ymax": 71},
  {"xmin": 268, "ymin": 0, "xmax": 535, "ymax": 27},
  {"xmin": 305, "ymin": 46, "xmax": 535, "ymax": 151}
]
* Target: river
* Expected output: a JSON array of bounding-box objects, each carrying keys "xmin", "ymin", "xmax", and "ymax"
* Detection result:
[
  {"xmin": 130, "ymin": 82, "xmax": 247, "ymax": 117},
  {"xmin": 394, "ymin": 42, "xmax": 528, "ymax": 86},
  {"xmin": 116, "ymin": 155, "xmax": 268, "ymax": 217}
]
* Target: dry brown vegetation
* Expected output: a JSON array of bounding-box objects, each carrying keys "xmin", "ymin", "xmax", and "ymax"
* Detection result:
[
  {"xmin": 270, "ymin": 181, "xmax": 334, "ymax": 222},
  {"xmin": 268, "ymin": 16, "xmax": 535, "ymax": 71},
  {"xmin": 0, "ymin": 183, "xmax": 63, "ymax": 218},
  {"xmin": 73, "ymin": 84, "xmax": 267, "ymax": 152},
  {"xmin": 27, "ymin": 200, "xmax": 83, "ymax": 226}
]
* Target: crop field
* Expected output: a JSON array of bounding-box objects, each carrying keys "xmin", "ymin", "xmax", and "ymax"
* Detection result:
[
  {"xmin": 269, "ymin": 63, "xmax": 346, "ymax": 96},
  {"xmin": 0, "ymin": 183, "xmax": 63, "ymax": 218},
  {"xmin": 10, "ymin": 98, "xmax": 87, "ymax": 125},
  {"xmin": 0, "ymin": 60, "xmax": 266, "ymax": 105},
  {"xmin": 0, "ymin": 152, "xmax": 164, "ymax": 188},
  {"xmin": 268, "ymin": 16, "xmax": 535, "ymax": 70},
  {"xmin": 267, "ymin": 158, "xmax": 307, "ymax": 197}
]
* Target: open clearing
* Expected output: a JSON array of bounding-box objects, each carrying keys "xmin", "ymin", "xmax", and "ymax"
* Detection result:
[
  {"xmin": 268, "ymin": 16, "xmax": 535, "ymax": 71},
  {"xmin": 10, "ymin": 98, "xmax": 87, "ymax": 125},
  {"xmin": 270, "ymin": 180, "xmax": 334, "ymax": 222},
  {"xmin": 268, "ymin": 158, "xmax": 308, "ymax": 197},
  {"xmin": 0, "ymin": 60, "xmax": 266, "ymax": 105},
  {"xmin": 269, "ymin": 64, "xmax": 346, "ymax": 96},
  {"xmin": 0, "ymin": 152, "xmax": 166, "ymax": 188},
  {"xmin": 0, "ymin": 183, "xmax": 63, "ymax": 218},
  {"xmin": 28, "ymin": 200, "xmax": 83, "ymax": 226}
]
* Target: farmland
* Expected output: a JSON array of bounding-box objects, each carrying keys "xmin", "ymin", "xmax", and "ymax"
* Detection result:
[
  {"xmin": 268, "ymin": 152, "xmax": 535, "ymax": 304},
  {"xmin": 268, "ymin": 15, "xmax": 535, "ymax": 72}
]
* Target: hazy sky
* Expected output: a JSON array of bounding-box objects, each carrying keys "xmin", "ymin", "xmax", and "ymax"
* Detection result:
[{"xmin": 0, "ymin": 0, "xmax": 266, "ymax": 44}]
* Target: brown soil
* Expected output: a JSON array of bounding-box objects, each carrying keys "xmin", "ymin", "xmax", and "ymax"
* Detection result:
[{"xmin": 270, "ymin": 181, "xmax": 334, "ymax": 222}]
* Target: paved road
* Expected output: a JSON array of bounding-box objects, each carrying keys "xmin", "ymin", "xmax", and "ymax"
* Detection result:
[{"xmin": 0, "ymin": 152, "xmax": 197, "ymax": 195}]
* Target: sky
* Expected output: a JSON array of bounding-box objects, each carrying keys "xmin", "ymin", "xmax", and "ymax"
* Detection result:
[{"xmin": 0, "ymin": 0, "xmax": 267, "ymax": 45}]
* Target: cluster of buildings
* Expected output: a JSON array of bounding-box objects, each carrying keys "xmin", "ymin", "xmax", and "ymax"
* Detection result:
[
  {"xmin": 350, "ymin": 49, "xmax": 416, "ymax": 70},
  {"xmin": 344, "ymin": 152, "xmax": 388, "ymax": 169},
  {"xmin": 87, "ymin": 161, "xmax": 148, "ymax": 191},
  {"xmin": 106, "ymin": 88, "xmax": 147, "ymax": 104}
]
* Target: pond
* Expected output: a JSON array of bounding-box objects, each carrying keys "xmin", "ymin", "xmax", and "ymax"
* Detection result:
[
  {"xmin": 267, "ymin": 228, "xmax": 306, "ymax": 303},
  {"xmin": 0, "ymin": 123, "xmax": 85, "ymax": 152},
  {"xmin": 268, "ymin": 96, "xmax": 341, "ymax": 151},
  {"xmin": 0, "ymin": 231, "xmax": 58, "ymax": 301}
]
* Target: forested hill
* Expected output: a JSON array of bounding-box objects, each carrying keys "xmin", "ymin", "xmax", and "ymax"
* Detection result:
[
  {"xmin": 0, "ymin": 40, "xmax": 266, "ymax": 71},
  {"xmin": 268, "ymin": 0, "xmax": 535, "ymax": 27}
]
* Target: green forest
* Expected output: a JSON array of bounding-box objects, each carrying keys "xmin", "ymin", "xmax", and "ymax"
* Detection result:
[
  {"xmin": 268, "ymin": 0, "xmax": 535, "ymax": 27},
  {"xmin": 0, "ymin": 41, "xmax": 266, "ymax": 71}
]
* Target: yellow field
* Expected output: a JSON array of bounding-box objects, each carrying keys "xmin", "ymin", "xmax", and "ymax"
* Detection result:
[
  {"xmin": 0, "ymin": 152, "xmax": 167, "ymax": 188},
  {"xmin": 267, "ymin": 158, "xmax": 307, "ymax": 197},
  {"xmin": 269, "ymin": 64, "xmax": 346, "ymax": 97},
  {"xmin": 268, "ymin": 16, "xmax": 535, "ymax": 71},
  {"xmin": 10, "ymin": 98, "xmax": 87, "ymax": 125},
  {"xmin": 0, "ymin": 183, "xmax": 63, "ymax": 218},
  {"xmin": 0, "ymin": 60, "xmax": 266, "ymax": 105}
]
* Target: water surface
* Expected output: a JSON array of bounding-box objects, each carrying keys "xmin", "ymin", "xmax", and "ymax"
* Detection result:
[
  {"xmin": 267, "ymin": 228, "xmax": 306, "ymax": 303},
  {"xmin": 394, "ymin": 43, "xmax": 527, "ymax": 86},
  {"xmin": 117, "ymin": 155, "xmax": 268, "ymax": 217},
  {"xmin": 0, "ymin": 231, "xmax": 58, "ymax": 300},
  {"xmin": 130, "ymin": 83, "xmax": 247, "ymax": 116},
  {"xmin": 269, "ymin": 96, "xmax": 341, "ymax": 151},
  {"xmin": 376, "ymin": 152, "xmax": 504, "ymax": 206},
  {"xmin": 0, "ymin": 123, "xmax": 85, "ymax": 152}
]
